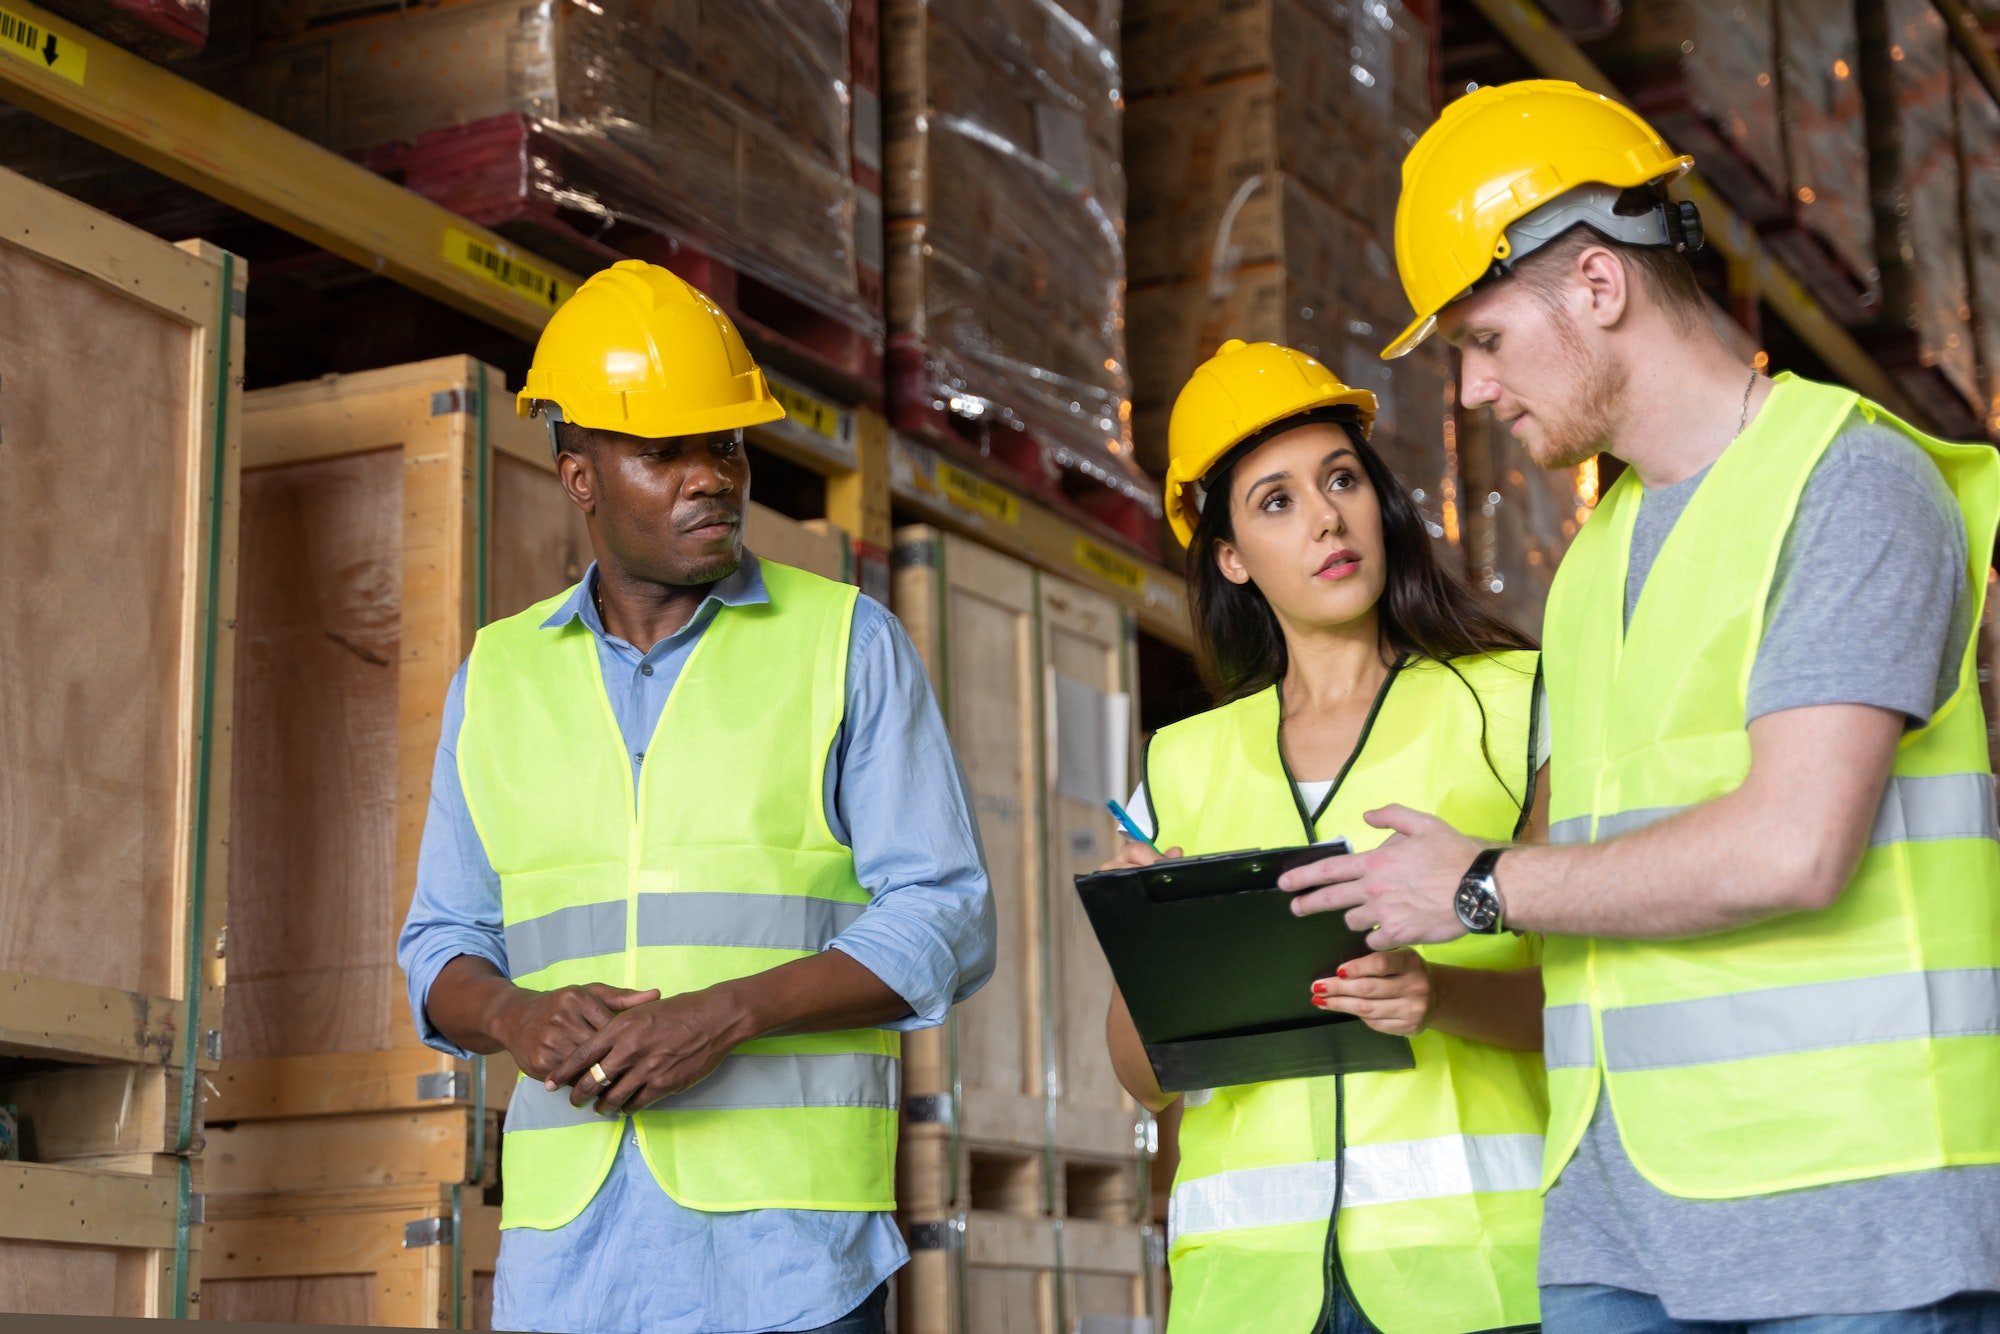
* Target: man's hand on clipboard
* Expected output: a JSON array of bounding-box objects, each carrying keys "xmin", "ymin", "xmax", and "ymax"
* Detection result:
[{"xmin": 1278, "ymin": 804, "xmax": 1479, "ymax": 948}]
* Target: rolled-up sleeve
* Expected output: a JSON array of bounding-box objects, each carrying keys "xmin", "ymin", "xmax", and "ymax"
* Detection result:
[
  {"xmin": 395, "ymin": 662, "xmax": 510, "ymax": 1058},
  {"xmin": 825, "ymin": 598, "xmax": 997, "ymax": 1030}
]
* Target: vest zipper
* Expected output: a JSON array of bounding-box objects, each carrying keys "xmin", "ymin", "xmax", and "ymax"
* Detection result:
[{"xmin": 1281, "ymin": 658, "xmax": 1403, "ymax": 1334}]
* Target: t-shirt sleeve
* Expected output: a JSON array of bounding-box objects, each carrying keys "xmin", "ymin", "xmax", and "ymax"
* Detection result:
[{"xmin": 1746, "ymin": 418, "xmax": 1970, "ymax": 727}]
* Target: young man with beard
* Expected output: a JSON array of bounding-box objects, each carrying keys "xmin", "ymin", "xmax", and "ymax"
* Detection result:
[
  {"xmin": 1278, "ymin": 81, "xmax": 2000, "ymax": 1331},
  {"xmin": 397, "ymin": 259, "xmax": 996, "ymax": 1333}
]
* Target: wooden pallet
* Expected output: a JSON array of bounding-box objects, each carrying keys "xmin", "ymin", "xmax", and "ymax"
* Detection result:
[
  {"xmin": 349, "ymin": 114, "xmax": 884, "ymax": 405},
  {"xmin": 35, "ymin": 0, "xmax": 206, "ymax": 58},
  {"xmin": 0, "ymin": 163, "xmax": 241, "ymax": 1075},
  {"xmin": 221, "ymin": 358, "xmax": 852, "ymax": 1132},
  {"xmin": 899, "ymin": 1212, "xmax": 1164, "ymax": 1334},
  {"xmin": 888, "ymin": 334, "xmax": 1163, "ymax": 561},
  {"xmin": 0, "ymin": 1061, "xmax": 205, "ymax": 1164},
  {"xmin": 206, "ymin": 1105, "xmax": 500, "ymax": 1198},
  {"xmin": 890, "ymin": 529, "xmax": 1152, "ymax": 1211},
  {"xmin": 898, "ymin": 1130, "xmax": 1146, "ymax": 1223},
  {"xmin": 0, "ymin": 1157, "xmax": 201, "ymax": 1319},
  {"xmin": 204, "ymin": 1185, "xmax": 498, "ymax": 1329}
]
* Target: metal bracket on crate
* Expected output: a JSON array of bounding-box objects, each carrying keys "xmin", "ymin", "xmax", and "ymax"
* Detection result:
[
  {"xmin": 904, "ymin": 1093, "xmax": 954, "ymax": 1128},
  {"xmin": 404, "ymin": 1217, "xmax": 456, "ymax": 1249},
  {"xmin": 430, "ymin": 388, "xmax": 476, "ymax": 418},
  {"xmin": 181, "ymin": 1193, "xmax": 205, "ymax": 1226},
  {"xmin": 905, "ymin": 1217, "xmax": 966, "ymax": 1253},
  {"xmin": 416, "ymin": 1072, "xmax": 472, "ymax": 1103},
  {"xmin": 1135, "ymin": 1113, "xmax": 1158, "ymax": 1156},
  {"xmin": 203, "ymin": 1030, "xmax": 223, "ymax": 1062}
]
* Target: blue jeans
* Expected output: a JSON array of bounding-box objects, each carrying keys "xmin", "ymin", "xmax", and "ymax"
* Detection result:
[
  {"xmin": 801, "ymin": 1281, "xmax": 887, "ymax": 1334},
  {"xmin": 1542, "ymin": 1285, "xmax": 2000, "ymax": 1334}
]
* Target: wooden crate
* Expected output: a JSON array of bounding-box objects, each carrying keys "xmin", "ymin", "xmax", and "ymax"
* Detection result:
[
  {"xmin": 0, "ymin": 1157, "xmax": 201, "ymax": 1319},
  {"xmin": 1037, "ymin": 576, "xmax": 1150, "ymax": 1211},
  {"xmin": 899, "ymin": 1213, "xmax": 1163, "ymax": 1334},
  {"xmin": 204, "ymin": 1185, "xmax": 498, "ymax": 1329},
  {"xmin": 891, "ymin": 529, "xmax": 1149, "ymax": 1219},
  {"xmin": 222, "ymin": 358, "xmax": 854, "ymax": 1122},
  {"xmin": 0, "ymin": 162, "xmax": 242, "ymax": 1073}
]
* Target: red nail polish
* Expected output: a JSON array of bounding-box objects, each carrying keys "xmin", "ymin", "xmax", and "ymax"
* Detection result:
[{"xmin": 1336, "ymin": 968, "xmax": 1348, "ymax": 979}]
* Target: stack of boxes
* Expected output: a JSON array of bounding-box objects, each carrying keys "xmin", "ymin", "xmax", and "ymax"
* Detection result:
[
  {"xmin": 881, "ymin": 0, "xmax": 1139, "ymax": 500},
  {"xmin": 1122, "ymin": 0, "xmax": 1454, "ymax": 542},
  {"xmin": 1587, "ymin": 0, "xmax": 1790, "ymax": 224},
  {"xmin": 1770, "ymin": 0, "xmax": 1879, "ymax": 322},
  {"xmin": 227, "ymin": 0, "xmax": 882, "ymax": 361},
  {"xmin": 1860, "ymin": 0, "xmax": 1982, "ymax": 437},
  {"xmin": 1953, "ymin": 54, "xmax": 2000, "ymax": 437}
]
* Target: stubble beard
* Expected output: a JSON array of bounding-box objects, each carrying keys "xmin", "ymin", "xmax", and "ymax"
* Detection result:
[{"xmin": 1526, "ymin": 320, "xmax": 1626, "ymax": 472}]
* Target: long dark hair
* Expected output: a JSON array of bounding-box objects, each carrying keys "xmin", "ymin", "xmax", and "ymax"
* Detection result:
[{"xmin": 1188, "ymin": 417, "xmax": 1536, "ymax": 706}]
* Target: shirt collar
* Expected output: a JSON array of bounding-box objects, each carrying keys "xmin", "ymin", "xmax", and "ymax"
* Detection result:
[{"xmin": 539, "ymin": 554, "xmax": 771, "ymax": 636}]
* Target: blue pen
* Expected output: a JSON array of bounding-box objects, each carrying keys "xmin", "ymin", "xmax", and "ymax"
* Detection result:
[{"xmin": 1106, "ymin": 799, "xmax": 1160, "ymax": 851}]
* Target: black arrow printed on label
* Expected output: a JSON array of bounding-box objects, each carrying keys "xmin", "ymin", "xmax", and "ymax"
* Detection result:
[{"xmin": 41, "ymin": 32, "xmax": 55, "ymax": 64}]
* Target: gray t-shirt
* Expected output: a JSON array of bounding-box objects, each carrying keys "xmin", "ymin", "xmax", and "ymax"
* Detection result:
[{"xmin": 1539, "ymin": 415, "xmax": 2000, "ymax": 1318}]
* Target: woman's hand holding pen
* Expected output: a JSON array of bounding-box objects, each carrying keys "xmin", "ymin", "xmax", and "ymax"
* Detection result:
[{"xmin": 1099, "ymin": 840, "xmax": 1182, "ymax": 872}]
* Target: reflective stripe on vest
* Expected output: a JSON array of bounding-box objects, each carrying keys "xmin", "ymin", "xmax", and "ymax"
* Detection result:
[
  {"xmin": 506, "ymin": 893, "xmax": 868, "ymax": 977},
  {"xmin": 1544, "ymin": 970, "xmax": 2000, "ymax": 1072},
  {"xmin": 1548, "ymin": 772, "xmax": 1999, "ymax": 848},
  {"xmin": 505, "ymin": 1052, "xmax": 901, "ymax": 1130},
  {"xmin": 1169, "ymin": 1133, "xmax": 1544, "ymax": 1241},
  {"xmin": 1147, "ymin": 653, "xmax": 1547, "ymax": 1334},
  {"xmin": 1539, "ymin": 374, "xmax": 2000, "ymax": 1199}
]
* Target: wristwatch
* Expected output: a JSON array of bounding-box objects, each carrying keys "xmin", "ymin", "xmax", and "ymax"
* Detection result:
[{"xmin": 1454, "ymin": 848, "xmax": 1507, "ymax": 935}]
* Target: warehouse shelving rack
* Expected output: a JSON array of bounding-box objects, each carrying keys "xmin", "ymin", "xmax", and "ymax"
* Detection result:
[
  {"xmin": 1465, "ymin": 0, "xmax": 1962, "ymax": 430},
  {"xmin": 0, "ymin": 0, "xmax": 1986, "ymax": 645},
  {"xmin": 0, "ymin": 0, "xmax": 1193, "ymax": 648}
]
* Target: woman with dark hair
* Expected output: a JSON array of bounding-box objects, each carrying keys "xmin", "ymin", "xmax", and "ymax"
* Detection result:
[{"xmin": 1105, "ymin": 340, "xmax": 1549, "ymax": 1334}]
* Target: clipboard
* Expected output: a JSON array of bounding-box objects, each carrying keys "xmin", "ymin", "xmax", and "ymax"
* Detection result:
[{"xmin": 1074, "ymin": 840, "xmax": 1416, "ymax": 1092}]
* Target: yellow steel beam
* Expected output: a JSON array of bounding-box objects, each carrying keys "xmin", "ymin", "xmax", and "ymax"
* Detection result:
[
  {"xmin": 0, "ymin": 0, "xmax": 577, "ymax": 340},
  {"xmin": 889, "ymin": 431, "xmax": 1192, "ymax": 649},
  {"xmin": 1936, "ymin": 0, "xmax": 2000, "ymax": 110},
  {"xmin": 1464, "ymin": 0, "xmax": 1925, "ymax": 424}
]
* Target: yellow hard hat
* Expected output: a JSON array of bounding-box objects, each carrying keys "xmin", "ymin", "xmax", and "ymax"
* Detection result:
[
  {"xmin": 517, "ymin": 259, "xmax": 785, "ymax": 441},
  {"xmin": 1382, "ymin": 79, "xmax": 1694, "ymax": 360},
  {"xmin": 1164, "ymin": 339, "xmax": 1378, "ymax": 548}
]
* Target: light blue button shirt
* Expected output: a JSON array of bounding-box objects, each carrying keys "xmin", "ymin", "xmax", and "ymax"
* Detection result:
[{"xmin": 396, "ymin": 555, "xmax": 996, "ymax": 1334}]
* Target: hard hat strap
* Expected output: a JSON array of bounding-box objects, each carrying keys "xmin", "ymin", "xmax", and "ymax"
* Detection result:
[
  {"xmin": 1476, "ymin": 182, "xmax": 1704, "ymax": 295},
  {"xmin": 532, "ymin": 401, "xmax": 568, "ymax": 459}
]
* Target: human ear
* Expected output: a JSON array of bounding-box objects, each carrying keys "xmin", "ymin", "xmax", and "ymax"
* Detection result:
[{"xmin": 1214, "ymin": 537, "xmax": 1252, "ymax": 587}]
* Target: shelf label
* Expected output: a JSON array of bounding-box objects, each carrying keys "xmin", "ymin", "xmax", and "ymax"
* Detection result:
[
  {"xmin": 1073, "ymin": 537, "xmax": 1144, "ymax": 593},
  {"xmin": 936, "ymin": 461, "xmax": 1021, "ymax": 525},
  {"xmin": 444, "ymin": 228, "xmax": 572, "ymax": 309},
  {"xmin": 770, "ymin": 381, "xmax": 845, "ymax": 442},
  {"xmin": 0, "ymin": 7, "xmax": 84, "ymax": 84}
]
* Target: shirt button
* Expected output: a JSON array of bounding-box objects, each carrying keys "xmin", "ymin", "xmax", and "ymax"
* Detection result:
[
  {"xmin": 634, "ymin": 751, "xmax": 645, "ymax": 763},
  {"xmin": 641, "ymin": 664, "xmax": 654, "ymax": 677}
]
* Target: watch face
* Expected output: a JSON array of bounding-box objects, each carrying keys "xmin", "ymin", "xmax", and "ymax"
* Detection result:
[{"xmin": 1455, "ymin": 881, "xmax": 1498, "ymax": 933}]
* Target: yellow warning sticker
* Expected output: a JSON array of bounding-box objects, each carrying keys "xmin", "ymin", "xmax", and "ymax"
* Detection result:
[
  {"xmin": 0, "ymin": 7, "xmax": 85, "ymax": 84},
  {"xmin": 1073, "ymin": 537, "xmax": 1145, "ymax": 593},
  {"xmin": 936, "ymin": 461, "xmax": 1021, "ymax": 525},
  {"xmin": 770, "ymin": 381, "xmax": 845, "ymax": 441},
  {"xmin": 444, "ymin": 229, "xmax": 572, "ymax": 309}
]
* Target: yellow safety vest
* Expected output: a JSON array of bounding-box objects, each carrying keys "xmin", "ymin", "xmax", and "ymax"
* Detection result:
[
  {"xmin": 1540, "ymin": 372, "xmax": 2000, "ymax": 1198},
  {"xmin": 1150, "ymin": 652, "xmax": 1547, "ymax": 1334},
  {"xmin": 457, "ymin": 561, "xmax": 899, "ymax": 1229}
]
